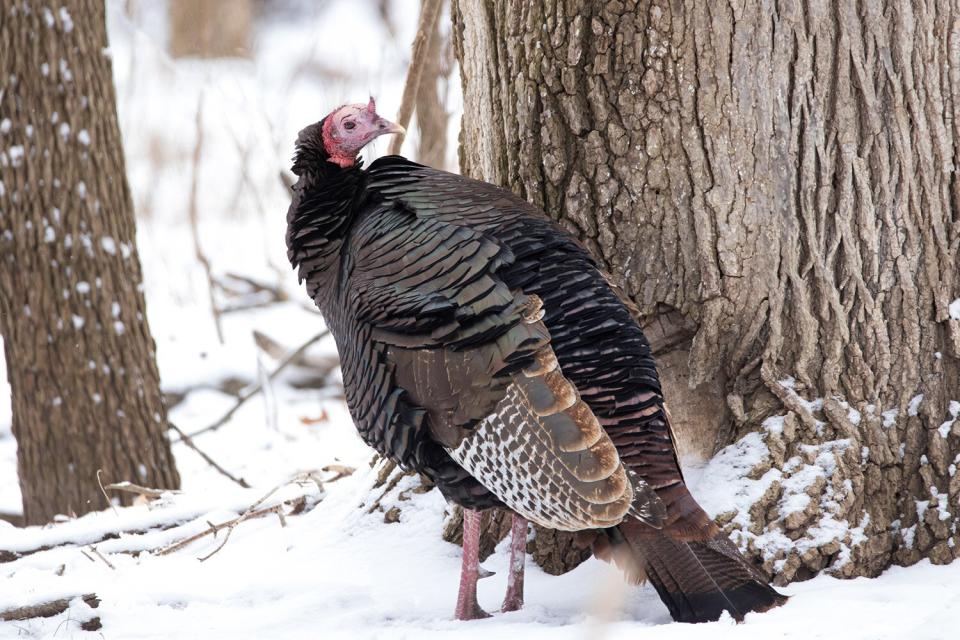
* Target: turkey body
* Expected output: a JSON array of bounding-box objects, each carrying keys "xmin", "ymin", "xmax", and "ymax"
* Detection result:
[{"xmin": 286, "ymin": 127, "xmax": 785, "ymax": 622}]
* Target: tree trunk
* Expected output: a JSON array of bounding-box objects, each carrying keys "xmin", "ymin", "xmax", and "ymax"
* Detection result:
[
  {"xmin": 415, "ymin": 0, "xmax": 453, "ymax": 169},
  {"xmin": 451, "ymin": 0, "xmax": 960, "ymax": 582},
  {"xmin": 168, "ymin": 0, "xmax": 252, "ymax": 59},
  {"xmin": 0, "ymin": 0, "xmax": 180, "ymax": 525}
]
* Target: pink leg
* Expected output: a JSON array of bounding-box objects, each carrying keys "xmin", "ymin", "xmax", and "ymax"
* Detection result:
[
  {"xmin": 501, "ymin": 512, "xmax": 527, "ymax": 612},
  {"xmin": 455, "ymin": 509, "xmax": 491, "ymax": 620}
]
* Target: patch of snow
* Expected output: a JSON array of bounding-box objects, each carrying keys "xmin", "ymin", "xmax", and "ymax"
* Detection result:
[
  {"xmin": 950, "ymin": 298, "xmax": 960, "ymax": 320},
  {"xmin": 908, "ymin": 394, "xmax": 924, "ymax": 417},
  {"xmin": 59, "ymin": 6, "xmax": 73, "ymax": 32},
  {"xmin": 7, "ymin": 145, "xmax": 24, "ymax": 167}
]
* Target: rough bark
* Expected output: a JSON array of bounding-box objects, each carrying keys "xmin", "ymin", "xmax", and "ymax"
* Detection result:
[
  {"xmin": 452, "ymin": 0, "xmax": 960, "ymax": 582},
  {"xmin": 0, "ymin": 0, "xmax": 180, "ymax": 525}
]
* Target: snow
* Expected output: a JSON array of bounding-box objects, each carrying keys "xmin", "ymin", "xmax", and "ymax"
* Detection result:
[
  {"xmin": 939, "ymin": 402, "xmax": 960, "ymax": 438},
  {"xmin": 58, "ymin": 7, "xmax": 74, "ymax": 33},
  {"xmin": 100, "ymin": 236, "xmax": 116, "ymax": 255},
  {"xmin": 1, "ymin": 1, "xmax": 959, "ymax": 638},
  {"xmin": 908, "ymin": 394, "xmax": 924, "ymax": 417},
  {"xmin": 6, "ymin": 145, "xmax": 24, "ymax": 167},
  {"xmin": 950, "ymin": 298, "xmax": 960, "ymax": 320}
]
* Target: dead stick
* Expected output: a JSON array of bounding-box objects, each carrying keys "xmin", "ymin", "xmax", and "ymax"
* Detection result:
[
  {"xmin": 188, "ymin": 92, "xmax": 224, "ymax": 344},
  {"xmin": 156, "ymin": 497, "xmax": 304, "ymax": 560},
  {"xmin": 387, "ymin": 0, "xmax": 444, "ymax": 155},
  {"xmin": 1, "ymin": 594, "xmax": 99, "ymax": 622},
  {"xmin": 104, "ymin": 482, "xmax": 171, "ymax": 499},
  {"xmin": 168, "ymin": 422, "xmax": 250, "ymax": 488},
  {"xmin": 88, "ymin": 546, "xmax": 115, "ymax": 571},
  {"xmin": 179, "ymin": 330, "xmax": 329, "ymax": 440}
]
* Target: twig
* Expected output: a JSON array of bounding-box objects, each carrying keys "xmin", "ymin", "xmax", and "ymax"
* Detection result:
[
  {"xmin": 219, "ymin": 272, "xmax": 289, "ymax": 302},
  {"xmin": 387, "ymin": 0, "xmax": 444, "ymax": 155},
  {"xmin": 188, "ymin": 91, "xmax": 224, "ymax": 344},
  {"xmin": 180, "ymin": 330, "xmax": 330, "ymax": 440},
  {"xmin": 156, "ymin": 479, "xmax": 309, "ymax": 561},
  {"xmin": 96, "ymin": 469, "xmax": 118, "ymax": 517},
  {"xmin": 167, "ymin": 422, "xmax": 250, "ymax": 488},
  {"xmin": 0, "ymin": 594, "xmax": 99, "ymax": 622},
  {"xmin": 88, "ymin": 546, "xmax": 115, "ymax": 570}
]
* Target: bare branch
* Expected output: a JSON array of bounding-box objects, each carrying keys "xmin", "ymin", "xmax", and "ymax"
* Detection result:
[
  {"xmin": 180, "ymin": 329, "xmax": 330, "ymax": 440},
  {"xmin": 387, "ymin": 0, "xmax": 444, "ymax": 155},
  {"xmin": 167, "ymin": 422, "xmax": 250, "ymax": 488},
  {"xmin": 188, "ymin": 92, "xmax": 224, "ymax": 343},
  {"xmin": 156, "ymin": 483, "xmax": 309, "ymax": 560}
]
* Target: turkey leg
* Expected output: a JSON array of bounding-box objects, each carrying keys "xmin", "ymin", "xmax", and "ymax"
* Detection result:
[
  {"xmin": 501, "ymin": 512, "xmax": 527, "ymax": 612},
  {"xmin": 454, "ymin": 508, "xmax": 491, "ymax": 620}
]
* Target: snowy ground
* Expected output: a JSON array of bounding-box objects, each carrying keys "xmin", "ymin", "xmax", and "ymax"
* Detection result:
[{"xmin": 2, "ymin": 1, "xmax": 960, "ymax": 638}]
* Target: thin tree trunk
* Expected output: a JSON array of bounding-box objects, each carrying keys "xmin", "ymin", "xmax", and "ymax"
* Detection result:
[
  {"xmin": 452, "ymin": 0, "xmax": 960, "ymax": 581},
  {"xmin": 415, "ymin": 0, "xmax": 452, "ymax": 169},
  {"xmin": 0, "ymin": 0, "xmax": 180, "ymax": 525},
  {"xmin": 168, "ymin": 0, "xmax": 252, "ymax": 59}
]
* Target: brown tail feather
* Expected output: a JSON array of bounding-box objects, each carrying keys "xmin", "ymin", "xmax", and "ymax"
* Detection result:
[{"xmin": 613, "ymin": 519, "xmax": 788, "ymax": 623}]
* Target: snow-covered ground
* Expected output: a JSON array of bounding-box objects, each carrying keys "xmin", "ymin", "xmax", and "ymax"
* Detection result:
[{"xmin": 2, "ymin": 1, "xmax": 960, "ymax": 638}]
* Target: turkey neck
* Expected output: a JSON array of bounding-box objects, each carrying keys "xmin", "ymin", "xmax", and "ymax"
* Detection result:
[{"xmin": 285, "ymin": 145, "xmax": 367, "ymax": 311}]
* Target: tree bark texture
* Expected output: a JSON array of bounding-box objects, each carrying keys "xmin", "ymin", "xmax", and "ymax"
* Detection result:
[
  {"xmin": 452, "ymin": 0, "xmax": 960, "ymax": 582},
  {"xmin": 0, "ymin": 0, "xmax": 180, "ymax": 525}
]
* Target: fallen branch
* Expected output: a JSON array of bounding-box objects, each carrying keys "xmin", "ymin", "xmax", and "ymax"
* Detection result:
[
  {"xmin": 167, "ymin": 422, "xmax": 250, "ymax": 488},
  {"xmin": 387, "ymin": 0, "xmax": 444, "ymax": 155},
  {"xmin": 103, "ymin": 482, "xmax": 172, "ymax": 500},
  {"xmin": 321, "ymin": 464, "xmax": 355, "ymax": 482},
  {"xmin": 156, "ymin": 481, "xmax": 310, "ymax": 561},
  {"xmin": 180, "ymin": 329, "xmax": 330, "ymax": 440},
  {"xmin": 0, "ymin": 594, "xmax": 99, "ymax": 622}
]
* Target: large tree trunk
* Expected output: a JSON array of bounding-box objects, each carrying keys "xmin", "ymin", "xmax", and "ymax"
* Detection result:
[
  {"xmin": 0, "ymin": 0, "xmax": 180, "ymax": 525},
  {"xmin": 452, "ymin": 0, "xmax": 960, "ymax": 582}
]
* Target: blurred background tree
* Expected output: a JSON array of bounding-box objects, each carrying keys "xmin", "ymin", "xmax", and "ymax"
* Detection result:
[{"xmin": 169, "ymin": 0, "xmax": 253, "ymax": 59}]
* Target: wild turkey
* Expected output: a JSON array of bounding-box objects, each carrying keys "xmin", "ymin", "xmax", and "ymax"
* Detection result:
[{"xmin": 286, "ymin": 99, "xmax": 787, "ymax": 622}]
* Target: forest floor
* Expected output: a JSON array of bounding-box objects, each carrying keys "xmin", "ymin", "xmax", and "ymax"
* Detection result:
[{"xmin": 2, "ymin": 1, "xmax": 960, "ymax": 638}]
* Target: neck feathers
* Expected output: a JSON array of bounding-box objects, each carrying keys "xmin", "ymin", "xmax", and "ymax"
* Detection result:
[{"xmin": 286, "ymin": 123, "xmax": 364, "ymax": 304}]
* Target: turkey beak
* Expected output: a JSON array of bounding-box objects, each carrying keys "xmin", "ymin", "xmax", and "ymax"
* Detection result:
[{"xmin": 375, "ymin": 117, "xmax": 405, "ymax": 137}]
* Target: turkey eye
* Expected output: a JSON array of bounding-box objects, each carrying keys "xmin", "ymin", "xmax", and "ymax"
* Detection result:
[{"xmin": 343, "ymin": 121, "xmax": 356, "ymax": 130}]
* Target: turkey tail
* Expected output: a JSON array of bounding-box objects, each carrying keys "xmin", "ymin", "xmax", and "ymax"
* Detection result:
[
  {"xmin": 622, "ymin": 526, "xmax": 786, "ymax": 622},
  {"xmin": 611, "ymin": 513, "xmax": 787, "ymax": 623}
]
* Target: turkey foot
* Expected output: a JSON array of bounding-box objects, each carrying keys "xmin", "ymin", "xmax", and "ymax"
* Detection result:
[
  {"xmin": 501, "ymin": 512, "xmax": 527, "ymax": 612},
  {"xmin": 455, "ymin": 508, "xmax": 491, "ymax": 620}
]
